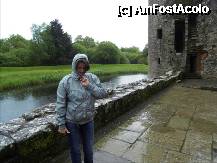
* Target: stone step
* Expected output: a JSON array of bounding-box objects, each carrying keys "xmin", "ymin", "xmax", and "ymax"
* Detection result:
[{"xmin": 183, "ymin": 73, "xmax": 201, "ymax": 79}]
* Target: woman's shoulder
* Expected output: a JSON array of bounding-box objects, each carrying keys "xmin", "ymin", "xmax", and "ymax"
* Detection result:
[
  {"xmin": 85, "ymin": 72, "xmax": 98, "ymax": 80},
  {"xmin": 59, "ymin": 74, "xmax": 71, "ymax": 84},
  {"xmin": 86, "ymin": 72, "xmax": 98, "ymax": 77}
]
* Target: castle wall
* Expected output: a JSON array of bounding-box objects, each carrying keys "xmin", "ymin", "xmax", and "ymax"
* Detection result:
[
  {"xmin": 148, "ymin": 0, "xmax": 217, "ymax": 79},
  {"xmin": 196, "ymin": 1, "xmax": 217, "ymax": 78}
]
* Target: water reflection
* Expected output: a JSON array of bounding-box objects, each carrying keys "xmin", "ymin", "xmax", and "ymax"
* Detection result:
[
  {"xmin": 101, "ymin": 74, "xmax": 148, "ymax": 89},
  {"xmin": 0, "ymin": 73, "xmax": 148, "ymax": 122}
]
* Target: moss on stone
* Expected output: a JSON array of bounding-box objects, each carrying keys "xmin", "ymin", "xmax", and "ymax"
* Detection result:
[{"xmin": 17, "ymin": 131, "xmax": 55, "ymax": 159}]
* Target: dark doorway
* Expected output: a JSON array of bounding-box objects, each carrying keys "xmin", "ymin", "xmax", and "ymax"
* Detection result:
[
  {"xmin": 189, "ymin": 54, "xmax": 197, "ymax": 73},
  {"xmin": 185, "ymin": 53, "xmax": 203, "ymax": 78},
  {"xmin": 175, "ymin": 20, "xmax": 185, "ymax": 53}
]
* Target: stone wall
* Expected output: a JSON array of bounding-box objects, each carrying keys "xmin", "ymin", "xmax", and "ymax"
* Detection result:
[
  {"xmin": 148, "ymin": 0, "xmax": 217, "ymax": 79},
  {"xmin": 197, "ymin": 1, "xmax": 217, "ymax": 78},
  {"xmin": 148, "ymin": 0, "xmax": 188, "ymax": 78},
  {"xmin": 0, "ymin": 71, "xmax": 182, "ymax": 163}
]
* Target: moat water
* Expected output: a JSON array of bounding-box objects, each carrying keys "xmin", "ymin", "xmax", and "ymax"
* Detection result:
[{"xmin": 0, "ymin": 73, "xmax": 148, "ymax": 122}]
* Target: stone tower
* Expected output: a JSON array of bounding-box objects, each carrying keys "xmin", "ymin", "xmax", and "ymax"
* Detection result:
[{"xmin": 148, "ymin": 0, "xmax": 217, "ymax": 79}]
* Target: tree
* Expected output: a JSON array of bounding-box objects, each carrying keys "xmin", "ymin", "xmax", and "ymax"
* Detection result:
[
  {"xmin": 0, "ymin": 35, "xmax": 34, "ymax": 66},
  {"xmin": 142, "ymin": 44, "xmax": 148, "ymax": 57},
  {"xmin": 121, "ymin": 46, "xmax": 140, "ymax": 54},
  {"xmin": 72, "ymin": 35, "xmax": 97, "ymax": 63},
  {"xmin": 137, "ymin": 54, "xmax": 148, "ymax": 64},
  {"xmin": 74, "ymin": 35, "xmax": 96, "ymax": 49},
  {"xmin": 94, "ymin": 41, "xmax": 121, "ymax": 64},
  {"xmin": 31, "ymin": 23, "xmax": 47, "ymax": 44},
  {"xmin": 120, "ymin": 52, "xmax": 130, "ymax": 64},
  {"xmin": 72, "ymin": 42, "xmax": 87, "ymax": 54},
  {"xmin": 30, "ymin": 23, "xmax": 51, "ymax": 65},
  {"xmin": 0, "ymin": 39, "xmax": 10, "ymax": 53},
  {"xmin": 125, "ymin": 52, "xmax": 140, "ymax": 64},
  {"xmin": 49, "ymin": 19, "xmax": 73, "ymax": 65},
  {"xmin": 30, "ymin": 19, "xmax": 74, "ymax": 65},
  {"xmin": 0, "ymin": 35, "xmax": 30, "ymax": 53}
]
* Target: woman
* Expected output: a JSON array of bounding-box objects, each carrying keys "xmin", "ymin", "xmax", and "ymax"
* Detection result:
[{"xmin": 55, "ymin": 53, "xmax": 108, "ymax": 163}]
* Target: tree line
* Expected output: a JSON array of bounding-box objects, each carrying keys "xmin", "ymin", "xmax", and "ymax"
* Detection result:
[{"xmin": 0, "ymin": 19, "xmax": 148, "ymax": 67}]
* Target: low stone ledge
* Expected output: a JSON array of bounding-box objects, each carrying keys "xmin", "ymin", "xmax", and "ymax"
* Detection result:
[{"xmin": 0, "ymin": 71, "xmax": 182, "ymax": 162}]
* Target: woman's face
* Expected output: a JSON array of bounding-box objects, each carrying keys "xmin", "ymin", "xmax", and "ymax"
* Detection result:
[{"xmin": 76, "ymin": 62, "xmax": 86, "ymax": 75}]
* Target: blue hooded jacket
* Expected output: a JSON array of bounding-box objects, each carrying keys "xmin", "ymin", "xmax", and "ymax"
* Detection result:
[{"xmin": 55, "ymin": 53, "xmax": 108, "ymax": 128}]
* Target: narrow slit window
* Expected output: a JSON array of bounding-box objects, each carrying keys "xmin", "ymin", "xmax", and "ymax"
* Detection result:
[
  {"xmin": 158, "ymin": 58, "xmax": 161, "ymax": 64},
  {"xmin": 157, "ymin": 29, "xmax": 162, "ymax": 39}
]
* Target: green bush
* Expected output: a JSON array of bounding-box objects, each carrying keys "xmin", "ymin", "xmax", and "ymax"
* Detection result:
[
  {"xmin": 120, "ymin": 53, "xmax": 130, "ymax": 64},
  {"xmin": 137, "ymin": 55, "xmax": 148, "ymax": 64},
  {"xmin": 94, "ymin": 41, "xmax": 121, "ymax": 64},
  {"xmin": 125, "ymin": 52, "xmax": 139, "ymax": 64},
  {"xmin": 0, "ymin": 48, "xmax": 33, "ymax": 66}
]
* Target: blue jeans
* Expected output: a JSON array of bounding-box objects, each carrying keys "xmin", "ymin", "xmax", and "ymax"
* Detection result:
[{"xmin": 66, "ymin": 120, "xmax": 94, "ymax": 163}]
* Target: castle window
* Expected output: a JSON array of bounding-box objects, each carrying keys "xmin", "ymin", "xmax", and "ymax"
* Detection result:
[
  {"xmin": 175, "ymin": 20, "xmax": 185, "ymax": 53},
  {"xmin": 158, "ymin": 58, "xmax": 161, "ymax": 64},
  {"xmin": 157, "ymin": 29, "xmax": 162, "ymax": 39}
]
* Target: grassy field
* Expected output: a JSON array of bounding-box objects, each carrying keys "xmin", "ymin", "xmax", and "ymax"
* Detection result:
[{"xmin": 0, "ymin": 64, "xmax": 148, "ymax": 91}]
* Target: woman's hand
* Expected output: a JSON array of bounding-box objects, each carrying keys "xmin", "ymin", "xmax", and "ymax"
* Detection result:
[
  {"xmin": 80, "ymin": 76, "xmax": 90, "ymax": 87},
  {"xmin": 58, "ymin": 127, "xmax": 70, "ymax": 134}
]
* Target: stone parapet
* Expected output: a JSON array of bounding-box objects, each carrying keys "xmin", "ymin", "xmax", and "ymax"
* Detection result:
[{"xmin": 0, "ymin": 71, "xmax": 182, "ymax": 162}]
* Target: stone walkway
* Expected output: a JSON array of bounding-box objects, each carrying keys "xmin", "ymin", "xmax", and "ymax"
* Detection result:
[
  {"xmin": 50, "ymin": 79, "xmax": 217, "ymax": 163},
  {"xmin": 95, "ymin": 80, "xmax": 217, "ymax": 163}
]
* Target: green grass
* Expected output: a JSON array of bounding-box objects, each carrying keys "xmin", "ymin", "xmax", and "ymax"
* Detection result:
[{"xmin": 0, "ymin": 64, "xmax": 148, "ymax": 91}]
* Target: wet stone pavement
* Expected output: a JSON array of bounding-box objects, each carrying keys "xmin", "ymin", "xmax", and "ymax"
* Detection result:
[
  {"xmin": 52, "ymin": 80, "xmax": 217, "ymax": 163},
  {"xmin": 94, "ymin": 80, "xmax": 217, "ymax": 163}
]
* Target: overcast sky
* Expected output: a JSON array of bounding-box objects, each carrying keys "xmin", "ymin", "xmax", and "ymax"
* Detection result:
[{"xmin": 0, "ymin": 0, "xmax": 148, "ymax": 50}]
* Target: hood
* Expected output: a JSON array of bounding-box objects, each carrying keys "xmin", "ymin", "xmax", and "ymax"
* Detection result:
[{"xmin": 71, "ymin": 53, "xmax": 89, "ymax": 79}]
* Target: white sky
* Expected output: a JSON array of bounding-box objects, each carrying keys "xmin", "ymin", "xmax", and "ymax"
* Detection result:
[{"xmin": 0, "ymin": 0, "xmax": 148, "ymax": 51}]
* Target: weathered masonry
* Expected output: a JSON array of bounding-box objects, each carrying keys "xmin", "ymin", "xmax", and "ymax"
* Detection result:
[
  {"xmin": 0, "ymin": 72, "xmax": 181, "ymax": 162},
  {"xmin": 148, "ymin": 0, "xmax": 217, "ymax": 79}
]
